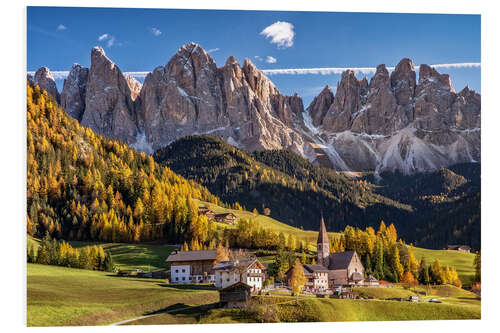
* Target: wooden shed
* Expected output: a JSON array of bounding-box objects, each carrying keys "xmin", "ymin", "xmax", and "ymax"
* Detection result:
[{"xmin": 218, "ymin": 282, "xmax": 251, "ymax": 308}]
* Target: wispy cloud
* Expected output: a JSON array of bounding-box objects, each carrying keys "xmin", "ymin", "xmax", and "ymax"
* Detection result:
[
  {"xmin": 254, "ymin": 56, "xmax": 263, "ymax": 61},
  {"xmin": 97, "ymin": 33, "xmax": 117, "ymax": 47},
  {"xmin": 151, "ymin": 27, "xmax": 162, "ymax": 36},
  {"xmin": 265, "ymin": 56, "xmax": 277, "ymax": 64},
  {"xmin": 27, "ymin": 63, "xmax": 480, "ymax": 81},
  {"xmin": 107, "ymin": 36, "xmax": 115, "ymax": 47},
  {"xmin": 260, "ymin": 21, "xmax": 295, "ymax": 49},
  {"xmin": 57, "ymin": 24, "xmax": 67, "ymax": 31},
  {"xmin": 263, "ymin": 63, "xmax": 481, "ymax": 75},
  {"xmin": 98, "ymin": 33, "xmax": 109, "ymax": 41},
  {"xmin": 207, "ymin": 48, "xmax": 220, "ymax": 53}
]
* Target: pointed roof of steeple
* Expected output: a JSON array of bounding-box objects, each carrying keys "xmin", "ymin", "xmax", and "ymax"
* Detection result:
[{"xmin": 317, "ymin": 214, "xmax": 329, "ymax": 244}]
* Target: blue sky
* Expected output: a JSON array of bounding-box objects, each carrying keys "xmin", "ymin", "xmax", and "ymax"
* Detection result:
[{"xmin": 27, "ymin": 7, "xmax": 480, "ymax": 106}]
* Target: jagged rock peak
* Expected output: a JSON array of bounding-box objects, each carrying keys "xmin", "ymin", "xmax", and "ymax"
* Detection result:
[
  {"xmin": 394, "ymin": 58, "xmax": 415, "ymax": 74},
  {"xmin": 34, "ymin": 67, "xmax": 60, "ymax": 103},
  {"xmin": 91, "ymin": 46, "xmax": 106, "ymax": 57},
  {"xmin": 369, "ymin": 64, "xmax": 390, "ymax": 88},
  {"xmin": 80, "ymin": 46, "xmax": 138, "ymax": 144},
  {"xmin": 390, "ymin": 58, "xmax": 416, "ymax": 105},
  {"xmin": 418, "ymin": 64, "xmax": 454, "ymax": 92},
  {"xmin": 60, "ymin": 63, "xmax": 89, "ymax": 121},
  {"xmin": 307, "ymin": 85, "xmax": 334, "ymax": 127},
  {"xmin": 225, "ymin": 55, "xmax": 238, "ymax": 66}
]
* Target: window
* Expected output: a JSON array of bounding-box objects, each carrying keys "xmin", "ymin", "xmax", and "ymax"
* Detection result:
[
  {"xmin": 176, "ymin": 277, "xmax": 179, "ymax": 281},
  {"xmin": 227, "ymin": 278, "xmax": 230, "ymax": 282},
  {"xmin": 188, "ymin": 276, "xmax": 192, "ymax": 280},
  {"xmin": 182, "ymin": 277, "xmax": 185, "ymax": 281},
  {"xmin": 182, "ymin": 269, "xmax": 185, "ymax": 273},
  {"xmin": 175, "ymin": 269, "xmax": 179, "ymax": 273}
]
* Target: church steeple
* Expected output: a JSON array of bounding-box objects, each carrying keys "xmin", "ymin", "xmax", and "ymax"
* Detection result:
[{"xmin": 317, "ymin": 214, "xmax": 330, "ymax": 267}]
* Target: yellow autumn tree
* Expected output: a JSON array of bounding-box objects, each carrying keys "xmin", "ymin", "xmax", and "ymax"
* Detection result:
[{"xmin": 290, "ymin": 258, "xmax": 306, "ymax": 305}]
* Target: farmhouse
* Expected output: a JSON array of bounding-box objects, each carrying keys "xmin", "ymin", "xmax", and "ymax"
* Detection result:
[
  {"xmin": 446, "ymin": 245, "xmax": 471, "ymax": 253},
  {"xmin": 285, "ymin": 264, "xmax": 329, "ymax": 292},
  {"xmin": 218, "ymin": 282, "xmax": 252, "ymax": 308},
  {"xmin": 214, "ymin": 213, "xmax": 237, "ymax": 224},
  {"xmin": 198, "ymin": 209, "xmax": 216, "ymax": 221},
  {"xmin": 214, "ymin": 258, "xmax": 266, "ymax": 293},
  {"xmin": 165, "ymin": 250, "xmax": 217, "ymax": 283},
  {"xmin": 317, "ymin": 217, "xmax": 365, "ymax": 287}
]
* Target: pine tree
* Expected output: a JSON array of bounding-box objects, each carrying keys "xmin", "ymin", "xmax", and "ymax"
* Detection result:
[
  {"xmin": 473, "ymin": 251, "xmax": 481, "ymax": 283},
  {"xmin": 103, "ymin": 251, "xmax": 115, "ymax": 272},
  {"xmin": 431, "ymin": 259, "xmax": 443, "ymax": 284},
  {"xmin": 27, "ymin": 244, "xmax": 36, "ymax": 263}
]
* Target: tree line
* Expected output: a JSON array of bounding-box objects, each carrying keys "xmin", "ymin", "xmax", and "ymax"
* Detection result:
[{"xmin": 27, "ymin": 233, "xmax": 114, "ymax": 271}]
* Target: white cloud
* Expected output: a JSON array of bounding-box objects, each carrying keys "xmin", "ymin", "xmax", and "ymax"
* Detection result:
[
  {"xmin": 265, "ymin": 56, "xmax": 277, "ymax": 64},
  {"xmin": 57, "ymin": 24, "xmax": 67, "ymax": 31},
  {"xmin": 98, "ymin": 33, "xmax": 109, "ymax": 41},
  {"xmin": 97, "ymin": 33, "xmax": 116, "ymax": 47},
  {"xmin": 207, "ymin": 48, "xmax": 220, "ymax": 53},
  {"xmin": 263, "ymin": 63, "xmax": 481, "ymax": 75},
  {"xmin": 260, "ymin": 21, "xmax": 295, "ymax": 48},
  {"xmin": 151, "ymin": 27, "xmax": 162, "ymax": 36},
  {"xmin": 254, "ymin": 56, "xmax": 263, "ymax": 61},
  {"xmin": 107, "ymin": 36, "xmax": 115, "ymax": 47}
]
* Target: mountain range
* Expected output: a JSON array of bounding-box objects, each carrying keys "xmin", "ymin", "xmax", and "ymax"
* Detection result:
[{"xmin": 29, "ymin": 43, "xmax": 480, "ymax": 175}]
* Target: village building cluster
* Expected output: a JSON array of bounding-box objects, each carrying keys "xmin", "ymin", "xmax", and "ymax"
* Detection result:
[{"xmin": 165, "ymin": 216, "xmax": 379, "ymax": 303}]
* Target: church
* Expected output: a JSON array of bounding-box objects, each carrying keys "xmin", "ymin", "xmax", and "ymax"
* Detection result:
[{"xmin": 315, "ymin": 216, "xmax": 365, "ymax": 287}]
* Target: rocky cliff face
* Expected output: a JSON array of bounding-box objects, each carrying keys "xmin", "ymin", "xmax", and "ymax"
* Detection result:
[
  {"xmin": 80, "ymin": 46, "xmax": 139, "ymax": 144},
  {"xmin": 137, "ymin": 43, "xmax": 306, "ymax": 153},
  {"xmin": 33, "ymin": 67, "xmax": 60, "ymax": 103},
  {"xmin": 33, "ymin": 45, "xmax": 480, "ymax": 175},
  {"xmin": 306, "ymin": 58, "xmax": 480, "ymax": 174},
  {"xmin": 60, "ymin": 64, "xmax": 89, "ymax": 121}
]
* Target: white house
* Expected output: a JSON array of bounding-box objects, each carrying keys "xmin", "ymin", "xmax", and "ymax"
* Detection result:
[
  {"xmin": 165, "ymin": 250, "xmax": 217, "ymax": 283},
  {"xmin": 214, "ymin": 258, "xmax": 266, "ymax": 292}
]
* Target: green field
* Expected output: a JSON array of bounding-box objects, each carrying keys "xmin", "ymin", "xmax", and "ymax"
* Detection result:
[
  {"xmin": 126, "ymin": 292, "xmax": 480, "ymax": 325},
  {"xmin": 413, "ymin": 247, "xmax": 476, "ymax": 286},
  {"xmin": 28, "ymin": 237, "xmax": 176, "ymax": 271},
  {"xmin": 27, "ymin": 263, "xmax": 219, "ymax": 326}
]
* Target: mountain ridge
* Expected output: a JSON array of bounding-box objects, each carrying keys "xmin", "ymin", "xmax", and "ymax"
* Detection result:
[{"xmin": 29, "ymin": 43, "xmax": 481, "ymax": 175}]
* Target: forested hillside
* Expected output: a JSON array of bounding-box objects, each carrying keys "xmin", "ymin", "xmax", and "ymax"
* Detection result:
[
  {"xmin": 154, "ymin": 135, "xmax": 480, "ymax": 249},
  {"xmin": 153, "ymin": 136, "xmax": 412, "ymax": 233},
  {"xmin": 27, "ymin": 83, "xmax": 221, "ymax": 245}
]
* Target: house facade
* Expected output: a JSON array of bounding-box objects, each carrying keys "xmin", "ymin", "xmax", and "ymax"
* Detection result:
[
  {"xmin": 214, "ymin": 213, "xmax": 237, "ymax": 224},
  {"xmin": 286, "ymin": 264, "xmax": 329, "ymax": 292},
  {"xmin": 214, "ymin": 258, "xmax": 266, "ymax": 292},
  {"xmin": 165, "ymin": 250, "xmax": 217, "ymax": 283}
]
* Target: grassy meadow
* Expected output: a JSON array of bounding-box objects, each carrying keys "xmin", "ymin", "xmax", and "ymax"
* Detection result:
[
  {"xmin": 124, "ymin": 291, "xmax": 480, "ymax": 325},
  {"xmin": 28, "ymin": 237, "xmax": 176, "ymax": 271},
  {"xmin": 27, "ymin": 263, "xmax": 219, "ymax": 326},
  {"xmin": 413, "ymin": 247, "xmax": 476, "ymax": 286}
]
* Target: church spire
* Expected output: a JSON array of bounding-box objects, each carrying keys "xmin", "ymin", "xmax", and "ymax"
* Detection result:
[
  {"xmin": 317, "ymin": 213, "xmax": 329, "ymax": 245},
  {"xmin": 317, "ymin": 213, "xmax": 330, "ymax": 267}
]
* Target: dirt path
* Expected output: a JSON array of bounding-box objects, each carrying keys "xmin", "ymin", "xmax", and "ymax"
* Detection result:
[{"xmin": 108, "ymin": 306, "xmax": 193, "ymax": 326}]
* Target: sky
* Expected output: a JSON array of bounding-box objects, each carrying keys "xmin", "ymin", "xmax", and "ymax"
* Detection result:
[{"xmin": 27, "ymin": 7, "xmax": 480, "ymax": 106}]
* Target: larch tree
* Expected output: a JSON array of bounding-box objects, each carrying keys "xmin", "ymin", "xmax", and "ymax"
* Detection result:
[{"xmin": 290, "ymin": 258, "xmax": 306, "ymax": 305}]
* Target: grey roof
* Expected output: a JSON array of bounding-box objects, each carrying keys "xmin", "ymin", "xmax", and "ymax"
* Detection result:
[
  {"xmin": 304, "ymin": 264, "xmax": 329, "ymax": 273},
  {"xmin": 317, "ymin": 216, "xmax": 329, "ymax": 244},
  {"xmin": 366, "ymin": 275, "xmax": 378, "ymax": 282},
  {"xmin": 165, "ymin": 250, "xmax": 217, "ymax": 262},
  {"xmin": 213, "ymin": 258, "xmax": 265, "ymax": 271},
  {"xmin": 328, "ymin": 251, "xmax": 356, "ymax": 270}
]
